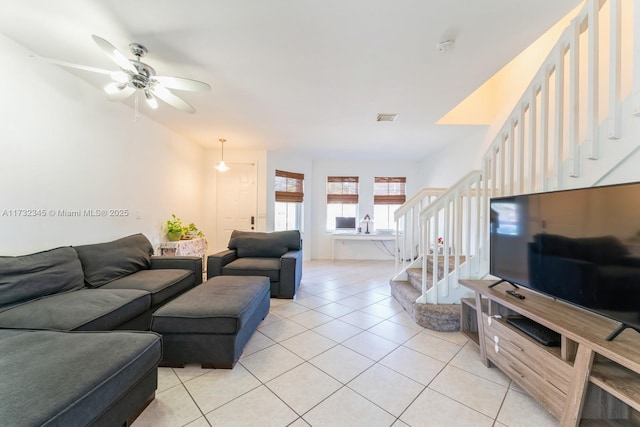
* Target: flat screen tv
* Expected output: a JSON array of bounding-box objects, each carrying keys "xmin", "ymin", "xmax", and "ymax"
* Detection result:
[{"xmin": 489, "ymin": 181, "xmax": 640, "ymax": 341}]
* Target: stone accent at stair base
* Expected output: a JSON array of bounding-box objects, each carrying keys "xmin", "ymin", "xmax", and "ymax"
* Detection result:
[{"xmin": 390, "ymin": 279, "xmax": 460, "ymax": 332}]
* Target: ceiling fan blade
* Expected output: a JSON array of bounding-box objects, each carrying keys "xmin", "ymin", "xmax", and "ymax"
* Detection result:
[
  {"xmin": 32, "ymin": 55, "xmax": 112, "ymax": 75},
  {"xmin": 153, "ymin": 76, "xmax": 211, "ymax": 92},
  {"xmin": 107, "ymin": 86, "xmax": 136, "ymax": 101},
  {"xmin": 151, "ymin": 86, "xmax": 196, "ymax": 113},
  {"xmin": 91, "ymin": 35, "xmax": 138, "ymax": 74}
]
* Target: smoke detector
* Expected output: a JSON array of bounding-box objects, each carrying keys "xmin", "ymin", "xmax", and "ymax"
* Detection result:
[
  {"xmin": 437, "ymin": 40, "xmax": 455, "ymax": 52},
  {"xmin": 376, "ymin": 113, "xmax": 398, "ymax": 122}
]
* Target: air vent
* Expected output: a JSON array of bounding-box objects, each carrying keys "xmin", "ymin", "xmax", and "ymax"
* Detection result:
[{"xmin": 376, "ymin": 113, "xmax": 398, "ymax": 122}]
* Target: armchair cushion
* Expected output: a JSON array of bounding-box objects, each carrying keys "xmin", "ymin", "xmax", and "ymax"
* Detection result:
[
  {"xmin": 74, "ymin": 234, "xmax": 154, "ymax": 288},
  {"xmin": 228, "ymin": 230, "xmax": 301, "ymax": 258},
  {"xmin": 222, "ymin": 258, "xmax": 281, "ymax": 283}
]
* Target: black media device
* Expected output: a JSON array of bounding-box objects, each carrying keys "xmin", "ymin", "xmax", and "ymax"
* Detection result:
[
  {"xmin": 335, "ymin": 217, "xmax": 356, "ymax": 230},
  {"xmin": 506, "ymin": 290, "xmax": 525, "ymax": 300},
  {"xmin": 489, "ymin": 181, "xmax": 640, "ymax": 342},
  {"xmin": 506, "ymin": 317, "xmax": 561, "ymax": 346}
]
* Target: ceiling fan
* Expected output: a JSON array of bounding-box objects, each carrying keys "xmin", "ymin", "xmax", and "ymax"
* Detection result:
[{"xmin": 36, "ymin": 35, "xmax": 211, "ymax": 114}]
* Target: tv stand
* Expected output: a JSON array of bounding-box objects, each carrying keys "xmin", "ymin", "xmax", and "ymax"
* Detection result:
[
  {"xmin": 487, "ymin": 278, "xmax": 519, "ymax": 289},
  {"xmin": 460, "ymin": 279, "xmax": 640, "ymax": 426}
]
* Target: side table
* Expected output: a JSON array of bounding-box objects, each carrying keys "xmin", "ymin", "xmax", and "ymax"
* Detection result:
[{"xmin": 158, "ymin": 237, "xmax": 208, "ymax": 279}]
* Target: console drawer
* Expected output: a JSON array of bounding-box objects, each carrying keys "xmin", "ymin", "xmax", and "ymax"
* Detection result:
[
  {"xmin": 485, "ymin": 338, "xmax": 566, "ymax": 419},
  {"xmin": 482, "ymin": 313, "xmax": 572, "ymax": 393},
  {"xmin": 482, "ymin": 313, "xmax": 573, "ymax": 419}
]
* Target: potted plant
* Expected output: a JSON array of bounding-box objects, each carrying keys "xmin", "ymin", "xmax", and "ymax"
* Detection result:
[
  {"xmin": 183, "ymin": 223, "xmax": 204, "ymax": 239},
  {"xmin": 165, "ymin": 214, "xmax": 184, "ymax": 241}
]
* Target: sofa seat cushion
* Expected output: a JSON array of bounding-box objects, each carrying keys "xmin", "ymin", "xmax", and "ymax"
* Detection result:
[
  {"xmin": 101, "ymin": 269, "xmax": 194, "ymax": 307},
  {"xmin": 0, "ymin": 289, "xmax": 150, "ymax": 331},
  {"xmin": 74, "ymin": 234, "xmax": 154, "ymax": 288},
  {"xmin": 222, "ymin": 258, "xmax": 280, "ymax": 283},
  {"xmin": 0, "ymin": 247, "xmax": 85, "ymax": 309},
  {"xmin": 152, "ymin": 276, "xmax": 270, "ymax": 334},
  {"xmin": 0, "ymin": 328, "xmax": 161, "ymax": 426}
]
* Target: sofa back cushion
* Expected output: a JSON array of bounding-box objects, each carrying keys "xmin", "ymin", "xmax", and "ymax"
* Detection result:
[
  {"xmin": 74, "ymin": 234, "xmax": 153, "ymax": 288},
  {"xmin": 0, "ymin": 247, "xmax": 85, "ymax": 308},
  {"xmin": 228, "ymin": 230, "xmax": 301, "ymax": 258}
]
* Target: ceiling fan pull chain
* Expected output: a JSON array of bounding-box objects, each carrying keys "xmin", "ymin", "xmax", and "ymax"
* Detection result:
[{"xmin": 134, "ymin": 90, "xmax": 140, "ymax": 122}]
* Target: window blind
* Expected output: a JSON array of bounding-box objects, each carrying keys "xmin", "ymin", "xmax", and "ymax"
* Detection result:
[
  {"xmin": 327, "ymin": 176, "xmax": 359, "ymax": 204},
  {"xmin": 374, "ymin": 177, "xmax": 406, "ymax": 205},
  {"xmin": 275, "ymin": 169, "xmax": 304, "ymax": 203}
]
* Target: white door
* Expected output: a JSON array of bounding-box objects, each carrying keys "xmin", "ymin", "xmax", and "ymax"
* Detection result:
[{"xmin": 216, "ymin": 163, "xmax": 258, "ymax": 251}]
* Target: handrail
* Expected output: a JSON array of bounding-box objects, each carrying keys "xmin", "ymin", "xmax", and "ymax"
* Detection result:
[
  {"xmin": 420, "ymin": 171, "xmax": 482, "ymax": 220},
  {"xmin": 394, "ymin": 187, "xmax": 446, "ymax": 221}
]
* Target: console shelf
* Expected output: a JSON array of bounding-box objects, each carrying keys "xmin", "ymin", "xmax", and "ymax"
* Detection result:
[{"xmin": 460, "ymin": 279, "xmax": 640, "ymax": 427}]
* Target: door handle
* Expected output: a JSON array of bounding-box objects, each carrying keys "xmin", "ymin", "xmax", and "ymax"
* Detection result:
[{"xmin": 251, "ymin": 216, "xmax": 255, "ymax": 230}]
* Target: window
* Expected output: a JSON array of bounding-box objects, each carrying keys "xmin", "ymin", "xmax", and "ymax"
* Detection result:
[
  {"xmin": 274, "ymin": 170, "xmax": 304, "ymax": 231},
  {"xmin": 373, "ymin": 177, "xmax": 406, "ymax": 229},
  {"xmin": 326, "ymin": 176, "xmax": 358, "ymax": 230}
]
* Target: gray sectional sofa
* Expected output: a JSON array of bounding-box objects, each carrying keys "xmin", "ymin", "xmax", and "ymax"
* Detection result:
[{"xmin": 0, "ymin": 233, "xmax": 203, "ymax": 426}]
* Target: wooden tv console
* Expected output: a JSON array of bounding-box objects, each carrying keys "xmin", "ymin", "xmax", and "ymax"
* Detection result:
[{"xmin": 460, "ymin": 279, "xmax": 640, "ymax": 427}]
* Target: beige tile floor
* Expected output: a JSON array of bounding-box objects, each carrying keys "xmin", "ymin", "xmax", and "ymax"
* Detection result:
[{"xmin": 133, "ymin": 260, "xmax": 558, "ymax": 427}]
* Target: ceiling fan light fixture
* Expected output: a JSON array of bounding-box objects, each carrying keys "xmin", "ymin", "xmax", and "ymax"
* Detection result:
[
  {"xmin": 42, "ymin": 35, "xmax": 210, "ymax": 114},
  {"xmin": 144, "ymin": 90, "xmax": 158, "ymax": 109},
  {"xmin": 104, "ymin": 81, "xmax": 127, "ymax": 94},
  {"xmin": 215, "ymin": 138, "xmax": 230, "ymax": 172}
]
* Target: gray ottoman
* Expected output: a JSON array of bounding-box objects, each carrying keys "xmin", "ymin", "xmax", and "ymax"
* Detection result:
[{"xmin": 151, "ymin": 275, "xmax": 270, "ymax": 368}]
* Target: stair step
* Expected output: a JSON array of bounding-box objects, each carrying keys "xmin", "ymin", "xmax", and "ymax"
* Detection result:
[
  {"xmin": 389, "ymin": 280, "xmax": 460, "ymax": 331},
  {"xmin": 407, "ymin": 255, "xmax": 467, "ymax": 291},
  {"xmin": 406, "ymin": 268, "xmax": 426, "ymax": 291}
]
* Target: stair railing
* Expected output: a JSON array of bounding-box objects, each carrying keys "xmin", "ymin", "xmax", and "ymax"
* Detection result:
[
  {"xmin": 393, "ymin": 187, "xmax": 446, "ymax": 275},
  {"xmin": 417, "ymin": 171, "xmax": 483, "ymax": 304}
]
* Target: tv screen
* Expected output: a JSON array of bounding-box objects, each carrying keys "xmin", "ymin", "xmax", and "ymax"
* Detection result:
[
  {"xmin": 490, "ymin": 182, "xmax": 640, "ymax": 337},
  {"xmin": 335, "ymin": 217, "xmax": 356, "ymax": 230}
]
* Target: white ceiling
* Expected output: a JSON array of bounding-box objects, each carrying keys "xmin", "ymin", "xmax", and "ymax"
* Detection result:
[{"xmin": 1, "ymin": 0, "xmax": 581, "ymax": 160}]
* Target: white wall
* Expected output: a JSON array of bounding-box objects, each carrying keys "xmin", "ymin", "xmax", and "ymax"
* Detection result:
[
  {"xmin": 311, "ymin": 159, "xmax": 422, "ymax": 260},
  {"xmin": 419, "ymin": 127, "xmax": 487, "ymax": 188},
  {"xmin": 0, "ymin": 34, "xmax": 206, "ymax": 255}
]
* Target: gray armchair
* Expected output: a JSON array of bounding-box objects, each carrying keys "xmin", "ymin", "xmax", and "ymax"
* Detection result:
[{"xmin": 207, "ymin": 230, "xmax": 302, "ymax": 298}]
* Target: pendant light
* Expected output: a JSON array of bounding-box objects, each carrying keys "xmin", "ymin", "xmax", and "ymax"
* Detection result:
[{"xmin": 215, "ymin": 138, "xmax": 230, "ymax": 172}]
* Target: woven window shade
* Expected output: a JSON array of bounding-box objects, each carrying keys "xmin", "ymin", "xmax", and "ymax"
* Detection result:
[
  {"xmin": 275, "ymin": 170, "xmax": 304, "ymax": 203},
  {"xmin": 374, "ymin": 177, "xmax": 406, "ymax": 205},
  {"xmin": 327, "ymin": 176, "xmax": 359, "ymax": 204}
]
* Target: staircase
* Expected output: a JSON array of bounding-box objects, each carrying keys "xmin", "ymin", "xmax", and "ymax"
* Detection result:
[{"xmin": 392, "ymin": 0, "xmax": 640, "ymax": 329}]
